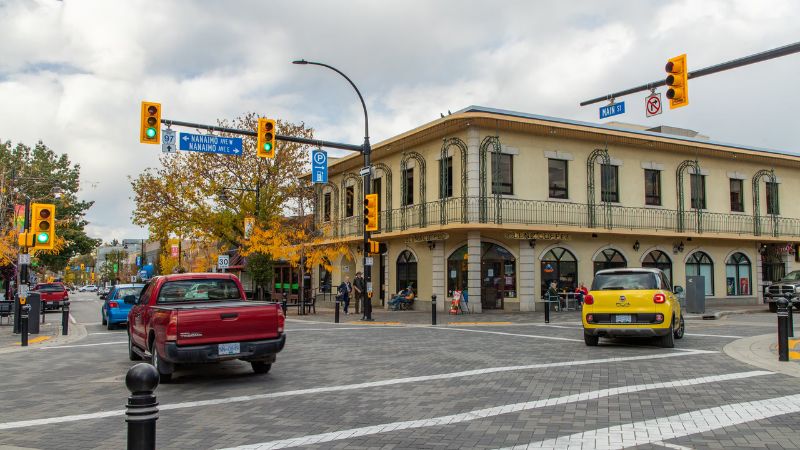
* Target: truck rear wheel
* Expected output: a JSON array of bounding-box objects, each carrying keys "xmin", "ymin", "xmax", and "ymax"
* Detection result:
[
  {"xmin": 251, "ymin": 361, "xmax": 272, "ymax": 374},
  {"xmin": 150, "ymin": 345, "xmax": 174, "ymax": 382}
]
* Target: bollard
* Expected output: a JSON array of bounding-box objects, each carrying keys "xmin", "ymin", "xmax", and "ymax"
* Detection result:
[
  {"xmin": 334, "ymin": 297, "xmax": 340, "ymax": 324},
  {"xmin": 787, "ymin": 297, "xmax": 794, "ymax": 338},
  {"xmin": 126, "ymin": 363, "xmax": 160, "ymax": 450},
  {"xmin": 544, "ymin": 298, "xmax": 551, "ymax": 324},
  {"xmin": 62, "ymin": 301, "xmax": 70, "ymax": 336},
  {"xmin": 431, "ymin": 294, "xmax": 437, "ymax": 326},
  {"xmin": 21, "ymin": 304, "xmax": 30, "ymax": 347},
  {"xmin": 364, "ymin": 293, "xmax": 373, "ymax": 321},
  {"xmin": 777, "ymin": 298, "xmax": 789, "ymax": 362},
  {"xmin": 41, "ymin": 303, "xmax": 46, "ymax": 324}
]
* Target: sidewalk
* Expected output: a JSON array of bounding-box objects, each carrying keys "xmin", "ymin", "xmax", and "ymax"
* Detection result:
[
  {"xmin": 0, "ymin": 312, "xmax": 86, "ymax": 354},
  {"xmin": 684, "ymin": 304, "xmax": 768, "ymax": 320},
  {"xmin": 724, "ymin": 331, "xmax": 800, "ymax": 378}
]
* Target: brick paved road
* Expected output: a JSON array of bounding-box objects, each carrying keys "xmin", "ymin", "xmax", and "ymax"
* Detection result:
[{"xmin": 1, "ymin": 292, "xmax": 798, "ymax": 449}]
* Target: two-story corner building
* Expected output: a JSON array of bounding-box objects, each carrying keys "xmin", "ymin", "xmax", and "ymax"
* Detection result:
[{"xmin": 306, "ymin": 106, "xmax": 800, "ymax": 313}]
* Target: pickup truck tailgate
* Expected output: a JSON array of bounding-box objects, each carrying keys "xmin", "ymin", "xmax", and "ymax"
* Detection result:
[{"xmin": 174, "ymin": 302, "xmax": 280, "ymax": 346}]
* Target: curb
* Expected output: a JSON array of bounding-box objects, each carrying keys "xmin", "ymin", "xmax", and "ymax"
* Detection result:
[
  {"xmin": 723, "ymin": 333, "xmax": 800, "ymax": 378},
  {"xmin": 685, "ymin": 308, "xmax": 768, "ymax": 321},
  {"xmin": 0, "ymin": 321, "xmax": 87, "ymax": 355}
]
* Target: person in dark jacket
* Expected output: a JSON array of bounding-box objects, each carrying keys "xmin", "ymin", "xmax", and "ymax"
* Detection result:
[
  {"xmin": 353, "ymin": 272, "xmax": 369, "ymax": 320},
  {"xmin": 338, "ymin": 276, "xmax": 352, "ymax": 314}
]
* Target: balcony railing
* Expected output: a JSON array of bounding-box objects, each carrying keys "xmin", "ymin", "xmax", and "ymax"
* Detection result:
[{"xmin": 318, "ymin": 197, "xmax": 800, "ymax": 239}]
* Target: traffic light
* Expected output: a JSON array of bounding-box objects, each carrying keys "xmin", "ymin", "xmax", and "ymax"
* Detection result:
[
  {"xmin": 17, "ymin": 232, "xmax": 33, "ymax": 247},
  {"xmin": 364, "ymin": 193, "xmax": 378, "ymax": 232},
  {"xmin": 368, "ymin": 240, "xmax": 379, "ymax": 254},
  {"xmin": 665, "ymin": 54, "xmax": 688, "ymax": 109},
  {"xmin": 80, "ymin": 263, "xmax": 85, "ymax": 272},
  {"xmin": 140, "ymin": 101, "xmax": 162, "ymax": 144},
  {"xmin": 30, "ymin": 203, "xmax": 55, "ymax": 250},
  {"xmin": 256, "ymin": 118, "xmax": 276, "ymax": 158}
]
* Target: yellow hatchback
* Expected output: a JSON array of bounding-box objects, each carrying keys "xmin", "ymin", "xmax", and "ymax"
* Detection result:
[{"xmin": 583, "ymin": 268, "xmax": 684, "ymax": 348}]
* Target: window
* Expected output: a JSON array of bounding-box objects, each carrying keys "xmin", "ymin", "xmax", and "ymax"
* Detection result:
[
  {"xmin": 592, "ymin": 272, "xmax": 658, "ymax": 290},
  {"xmin": 439, "ymin": 157, "xmax": 453, "ymax": 199},
  {"xmin": 686, "ymin": 251, "xmax": 714, "ymax": 296},
  {"xmin": 323, "ymin": 192, "xmax": 331, "ymax": 222},
  {"xmin": 766, "ymin": 181, "xmax": 779, "ymax": 215},
  {"xmin": 600, "ymin": 164, "xmax": 619, "ymax": 202},
  {"xmin": 690, "ymin": 173, "xmax": 706, "ymax": 209},
  {"xmin": 492, "ymin": 153, "xmax": 513, "ymax": 195},
  {"xmin": 730, "ymin": 179, "xmax": 744, "ymax": 212},
  {"xmin": 345, "ymin": 186, "xmax": 354, "ymax": 217},
  {"xmin": 548, "ymin": 159, "xmax": 568, "ymax": 199},
  {"xmin": 403, "ymin": 168, "xmax": 414, "ymax": 206},
  {"xmin": 725, "ymin": 252, "xmax": 751, "ymax": 296},
  {"xmin": 644, "ymin": 169, "xmax": 661, "ymax": 206},
  {"xmin": 396, "ymin": 250, "xmax": 418, "ymax": 292},
  {"xmin": 157, "ymin": 279, "xmax": 241, "ymax": 303},
  {"xmin": 541, "ymin": 247, "xmax": 577, "ymax": 295},
  {"xmin": 593, "ymin": 248, "xmax": 627, "ymax": 274},
  {"xmin": 319, "ymin": 259, "xmax": 332, "ymax": 293},
  {"xmin": 642, "ymin": 250, "xmax": 672, "ymax": 285}
]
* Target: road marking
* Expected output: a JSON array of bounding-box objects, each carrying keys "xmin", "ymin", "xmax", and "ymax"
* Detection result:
[
  {"xmin": 448, "ymin": 321, "xmax": 514, "ymax": 326},
  {"xmin": 495, "ymin": 393, "xmax": 800, "ymax": 450},
  {"xmin": 653, "ymin": 442, "xmax": 694, "ymax": 450},
  {"xmin": 287, "ymin": 326, "xmax": 403, "ymax": 332},
  {"xmin": 436, "ymin": 326, "xmax": 584, "ymax": 342},
  {"xmin": 350, "ymin": 321, "xmax": 402, "ymax": 326},
  {"xmin": 14, "ymin": 336, "xmax": 51, "ymax": 345},
  {"xmin": 69, "ymin": 314, "xmax": 76, "ymax": 324},
  {"xmin": 219, "ymin": 370, "xmax": 772, "ymax": 450},
  {"xmin": 88, "ymin": 332, "xmax": 122, "ymax": 335},
  {"xmin": 0, "ymin": 350, "xmax": 714, "ymax": 430},
  {"xmin": 38, "ymin": 341, "xmax": 125, "ymax": 349},
  {"xmin": 685, "ymin": 332, "xmax": 743, "ymax": 338}
]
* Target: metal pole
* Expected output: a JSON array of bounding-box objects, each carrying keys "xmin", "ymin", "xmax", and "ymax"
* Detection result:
[
  {"xmin": 125, "ymin": 363, "xmax": 159, "ymax": 450},
  {"xmin": 334, "ymin": 297, "xmax": 340, "ymax": 324},
  {"xmin": 788, "ymin": 298, "xmax": 794, "ymax": 338},
  {"xmin": 777, "ymin": 298, "xmax": 789, "ymax": 362},
  {"xmin": 544, "ymin": 297, "xmax": 551, "ymax": 324},
  {"xmin": 431, "ymin": 294, "xmax": 437, "ymax": 326},
  {"xmin": 62, "ymin": 301, "xmax": 70, "ymax": 335},
  {"xmin": 20, "ymin": 304, "xmax": 29, "ymax": 346}
]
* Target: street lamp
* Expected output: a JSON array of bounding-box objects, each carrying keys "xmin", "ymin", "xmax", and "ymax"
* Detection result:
[{"xmin": 293, "ymin": 59, "xmax": 374, "ymax": 320}]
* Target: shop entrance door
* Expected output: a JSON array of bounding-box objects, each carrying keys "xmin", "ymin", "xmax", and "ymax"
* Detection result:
[{"xmin": 481, "ymin": 259, "xmax": 505, "ymax": 310}]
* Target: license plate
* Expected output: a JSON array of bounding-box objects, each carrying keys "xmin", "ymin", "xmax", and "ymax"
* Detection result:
[
  {"xmin": 615, "ymin": 315, "xmax": 632, "ymax": 324},
  {"xmin": 218, "ymin": 342, "xmax": 240, "ymax": 356}
]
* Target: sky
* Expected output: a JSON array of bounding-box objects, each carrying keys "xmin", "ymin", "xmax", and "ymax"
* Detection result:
[{"xmin": 1, "ymin": 0, "xmax": 798, "ymax": 241}]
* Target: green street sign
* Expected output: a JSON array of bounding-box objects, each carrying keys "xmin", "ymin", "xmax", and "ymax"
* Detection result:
[{"xmin": 113, "ymin": 263, "xmax": 118, "ymax": 273}]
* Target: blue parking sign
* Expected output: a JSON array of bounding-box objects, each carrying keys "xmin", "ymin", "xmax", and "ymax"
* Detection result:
[{"xmin": 311, "ymin": 150, "xmax": 328, "ymax": 184}]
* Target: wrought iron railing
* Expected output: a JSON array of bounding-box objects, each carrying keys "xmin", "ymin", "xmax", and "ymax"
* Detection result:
[{"xmin": 317, "ymin": 197, "xmax": 800, "ymax": 239}]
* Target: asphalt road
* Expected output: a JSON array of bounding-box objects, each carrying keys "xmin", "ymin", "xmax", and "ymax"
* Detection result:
[{"xmin": 0, "ymin": 291, "xmax": 798, "ymax": 449}]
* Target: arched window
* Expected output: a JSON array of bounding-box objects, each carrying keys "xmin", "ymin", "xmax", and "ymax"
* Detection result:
[
  {"xmin": 318, "ymin": 258, "xmax": 332, "ymax": 293},
  {"xmin": 593, "ymin": 248, "xmax": 627, "ymax": 274},
  {"xmin": 447, "ymin": 246, "xmax": 468, "ymax": 297},
  {"xmin": 643, "ymin": 250, "xmax": 672, "ymax": 285},
  {"xmin": 396, "ymin": 250, "xmax": 418, "ymax": 292},
  {"xmin": 541, "ymin": 247, "xmax": 578, "ymax": 295},
  {"xmin": 725, "ymin": 252, "xmax": 751, "ymax": 296},
  {"xmin": 686, "ymin": 251, "xmax": 714, "ymax": 296}
]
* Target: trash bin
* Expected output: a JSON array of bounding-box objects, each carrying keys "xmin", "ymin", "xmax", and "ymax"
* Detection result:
[
  {"xmin": 14, "ymin": 292, "xmax": 41, "ymax": 334},
  {"xmin": 685, "ymin": 276, "xmax": 706, "ymax": 314}
]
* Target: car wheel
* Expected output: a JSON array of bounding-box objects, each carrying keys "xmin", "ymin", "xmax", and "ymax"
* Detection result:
[
  {"xmin": 107, "ymin": 320, "xmax": 115, "ymax": 331},
  {"xmin": 674, "ymin": 315, "xmax": 685, "ymax": 340},
  {"xmin": 583, "ymin": 331, "xmax": 599, "ymax": 346},
  {"xmin": 128, "ymin": 333, "xmax": 141, "ymax": 361},
  {"xmin": 769, "ymin": 302, "xmax": 778, "ymax": 313},
  {"xmin": 101, "ymin": 312, "xmax": 107, "ymax": 326},
  {"xmin": 251, "ymin": 361, "xmax": 272, "ymax": 374},
  {"xmin": 150, "ymin": 344, "xmax": 173, "ymax": 382},
  {"xmin": 659, "ymin": 322, "xmax": 675, "ymax": 348}
]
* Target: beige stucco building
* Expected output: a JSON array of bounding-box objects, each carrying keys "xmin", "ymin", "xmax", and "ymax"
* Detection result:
[{"xmin": 307, "ymin": 106, "xmax": 800, "ymax": 313}]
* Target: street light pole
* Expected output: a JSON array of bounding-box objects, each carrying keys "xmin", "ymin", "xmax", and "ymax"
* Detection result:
[{"xmin": 293, "ymin": 59, "xmax": 373, "ymax": 320}]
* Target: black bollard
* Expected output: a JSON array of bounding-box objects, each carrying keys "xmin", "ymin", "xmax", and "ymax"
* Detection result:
[
  {"xmin": 544, "ymin": 298, "xmax": 551, "ymax": 324},
  {"xmin": 431, "ymin": 294, "xmax": 437, "ymax": 326},
  {"xmin": 777, "ymin": 298, "xmax": 789, "ymax": 362},
  {"xmin": 62, "ymin": 301, "xmax": 70, "ymax": 336},
  {"xmin": 335, "ymin": 297, "xmax": 340, "ymax": 324},
  {"xmin": 21, "ymin": 304, "xmax": 30, "ymax": 347},
  {"xmin": 364, "ymin": 293, "xmax": 373, "ymax": 321},
  {"xmin": 126, "ymin": 363, "xmax": 160, "ymax": 450},
  {"xmin": 41, "ymin": 303, "xmax": 46, "ymax": 324},
  {"xmin": 788, "ymin": 298, "xmax": 794, "ymax": 338}
]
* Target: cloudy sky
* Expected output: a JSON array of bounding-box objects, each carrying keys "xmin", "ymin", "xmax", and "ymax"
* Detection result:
[{"xmin": 1, "ymin": 0, "xmax": 798, "ymax": 241}]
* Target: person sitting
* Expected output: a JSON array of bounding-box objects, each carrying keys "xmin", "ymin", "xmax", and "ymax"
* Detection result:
[{"xmin": 389, "ymin": 285, "xmax": 415, "ymax": 310}]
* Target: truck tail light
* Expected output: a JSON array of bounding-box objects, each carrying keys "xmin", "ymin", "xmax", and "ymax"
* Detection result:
[
  {"xmin": 584, "ymin": 294, "xmax": 594, "ymax": 305},
  {"xmin": 277, "ymin": 306, "xmax": 285, "ymax": 333},
  {"xmin": 654, "ymin": 293, "xmax": 666, "ymax": 304},
  {"xmin": 166, "ymin": 312, "xmax": 178, "ymax": 341},
  {"xmin": 108, "ymin": 301, "xmax": 119, "ymax": 308}
]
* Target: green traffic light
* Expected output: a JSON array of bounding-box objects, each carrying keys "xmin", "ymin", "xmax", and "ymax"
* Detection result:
[
  {"xmin": 146, "ymin": 127, "xmax": 157, "ymax": 139},
  {"xmin": 263, "ymin": 142, "xmax": 272, "ymax": 152},
  {"xmin": 37, "ymin": 233, "xmax": 49, "ymax": 244}
]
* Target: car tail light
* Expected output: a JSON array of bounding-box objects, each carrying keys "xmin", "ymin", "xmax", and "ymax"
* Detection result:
[
  {"xmin": 586, "ymin": 314, "xmax": 594, "ymax": 323},
  {"xmin": 166, "ymin": 312, "xmax": 178, "ymax": 341},
  {"xmin": 655, "ymin": 313, "xmax": 664, "ymax": 323},
  {"xmin": 108, "ymin": 301, "xmax": 119, "ymax": 308},
  {"xmin": 277, "ymin": 306, "xmax": 285, "ymax": 333},
  {"xmin": 654, "ymin": 293, "xmax": 666, "ymax": 304},
  {"xmin": 584, "ymin": 294, "xmax": 594, "ymax": 305}
]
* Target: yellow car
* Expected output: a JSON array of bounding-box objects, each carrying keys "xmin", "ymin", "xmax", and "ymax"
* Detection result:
[{"xmin": 583, "ymin": 268, "xmax": 684, "ymax": 348}]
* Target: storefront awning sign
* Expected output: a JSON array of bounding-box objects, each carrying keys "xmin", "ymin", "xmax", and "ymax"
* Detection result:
[{"xmin": 504, "ymin": 231, "xmax": 570, "ymax": 241}]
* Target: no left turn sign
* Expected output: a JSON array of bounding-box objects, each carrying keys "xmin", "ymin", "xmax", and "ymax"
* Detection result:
[{"xmin": 645, "ymin": 93, "xmax": 662, "ymax": 117}]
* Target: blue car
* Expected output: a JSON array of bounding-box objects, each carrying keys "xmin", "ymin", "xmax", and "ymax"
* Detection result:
[{"xmin": 101, "ymin": 284, "xmax": 144, "ymax": 330}]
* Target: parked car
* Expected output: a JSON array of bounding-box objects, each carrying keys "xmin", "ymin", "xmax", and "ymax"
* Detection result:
[
  {"xmin": 763, "ymin": 270, "xmax": 800, "ymax": 312},
  {"xmin": 79, "ymin": 284, "xmax": 98, "ymax": 292},
  {"xmin": 101, "ymin": 284, "xmax": 144, "ymax": 330},
  {"xmin": 583, "ymin": 268, "xmax": 684, "ymax": 348},
  {"xmin": 127, "ymin": 273, "xmax": 285, "ymax": 382},
  {"xmin": 32, "ymin": 282, "xmax": 69, "ymax": 311}
]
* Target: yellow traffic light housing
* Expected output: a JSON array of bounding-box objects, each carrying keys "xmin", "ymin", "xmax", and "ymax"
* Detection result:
[
  {"xmin": 140, "ymin": 101, "xmax": 162, "ymax": 144},
  {"xmin": 364, "ymin": 193, "xmax": 378, "ymax": 232},
  {"xmin": 368, "ymin": 240, "xmax": 380, "ymax": 254},
  {"xmin": 31, "ymin": 203, "xmax": 55, "ymax": 250},
  {"xmin": 256, "ymin": 118, "xmax": 276, "ymax": 158},
  {"xmin": 665, "ymin": 54, "xmax": 688, "ymax": 109},
  {"xmin": 18, "ymin": 231, "xmax": 33, "ymax": 247}
]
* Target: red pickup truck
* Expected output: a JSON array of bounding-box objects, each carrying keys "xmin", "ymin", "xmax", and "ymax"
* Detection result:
[
  {"xmin": 126, "ymin": 273, "xmax": 285, "ymax": 382},
  {"xmin": 33, "ymin": 282, "xmax": 69, "ymax": 310}
]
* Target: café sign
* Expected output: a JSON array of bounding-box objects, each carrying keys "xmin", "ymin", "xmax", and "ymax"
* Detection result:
[
  {"xmin": 405, "ymin": 232, "xmax": 449, "ymax": 244},
  {"xmin": 504, "ymin": 231, "xmax": 570, "ymax": 241}
]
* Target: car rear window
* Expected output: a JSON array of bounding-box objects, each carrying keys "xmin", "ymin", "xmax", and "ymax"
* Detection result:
[
  {"xmin": 39, "ymin": 284, "xmax": 65, "ymax": 292},
  {"xmin": 592, "ymin": 273, "xmax": 658, "ymax": 291},
  {"xmin": 156, "ymin": 279, "xmax": 241, "ymax": 304},
  {"xmin": 115, "ymin": 287, "xmax": 142, "ymax": 299}
]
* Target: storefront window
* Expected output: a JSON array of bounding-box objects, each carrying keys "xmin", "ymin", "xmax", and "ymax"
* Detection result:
[
  {"xmin": 396, "ymin": 250, "xmax": 417, "ymax": 292},
  {"xmin": 725, "ymin": 252, "xmax": 751, "ymax": 296},
  {"xmin": 319, "ymin": 258, "xmax": 332, "ymax": 293},
  {"xmin": 541, "ymin": 247, "xmax": 577, "ymax": 295},
  {"xmin": 593, "ymin": 248, "xmax": 627, "ymax": 273},
  {"xmin": 642, "ymin": 250, "xmax": 672, "ymax": 285},
  {"xmin": 686, "ymin": 251, "xmax": 714, "ymax": 296},
  {"xmin": 447, "ymin": 246, "xmax": 468, "ymax": 297}
]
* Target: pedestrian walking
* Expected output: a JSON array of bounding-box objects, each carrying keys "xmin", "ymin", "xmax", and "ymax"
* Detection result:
[
  {"xmin": 353, "ymin": 272, "xmax": 370, "ymax": 320},
  {"xmin": 338, "ymin": 276, "xmax": 352, "ymax": 314}
]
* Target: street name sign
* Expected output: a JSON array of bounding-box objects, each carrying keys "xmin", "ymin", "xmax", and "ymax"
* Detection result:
[
  {"xmin": 179, "ymin": 133, "xmax": 243, "ymax": 156},
  {"xmin": 311, "ymin": 150, "xmax": 328, "ymax": 184},
  {"xmin": 599, "ymin": 102, "xmax": 625, "ymax": 119},
  {"xmin": 18, "ymin": 254, "xmax": 30, "ymax": 265},
  {"xmin": 162, "ymin": 129, "xmax": 177, "ymax": 153},
  {"xmin": 217, "ymin": 254, "xmax": 230, "ymax": 269},
  {"xmin": 359, "ymin": 166, "xmax": 372, "ymax": 177}
]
